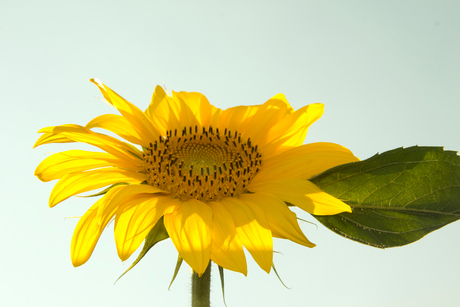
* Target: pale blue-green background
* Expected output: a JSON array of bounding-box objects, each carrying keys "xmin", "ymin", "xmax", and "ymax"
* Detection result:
[{"xmin": 1, "ymin": 1, "xmax": 459, "ymax": 306}]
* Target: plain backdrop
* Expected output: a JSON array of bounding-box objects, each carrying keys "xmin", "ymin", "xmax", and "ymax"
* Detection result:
[{"xmin": 1, "ymin": 1, "xmax": 459, "ymax": 306}]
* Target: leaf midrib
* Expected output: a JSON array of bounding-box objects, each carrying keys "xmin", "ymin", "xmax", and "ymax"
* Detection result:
[{"xmin": 344, "ymin": 204, "xmax": 460, "ymax": 216}]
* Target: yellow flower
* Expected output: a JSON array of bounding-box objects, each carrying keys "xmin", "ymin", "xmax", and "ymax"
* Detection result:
[{"xmin": 34, "ymin": 79, "xmax": 359, "ymax": 276}]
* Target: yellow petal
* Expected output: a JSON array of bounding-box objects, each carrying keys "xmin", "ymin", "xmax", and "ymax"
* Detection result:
[
  {"xmin": 33, "ymin": 133, "xmax": 74, "ymax": 147},
  {"xmin": 208, "ymin": 201, "xmax": 247, "ymax": 275},
  {"xmin": 95, "ymin": 184, "xmax": 167, "ymax": 227},
  {"xmin": 145, "ymin": 85, "xmax": 182, "ymax": 135},
  {"xmin": 90, "ymin": 79, "xmax": 159, "ymax": 141},
  {"xmin": 114, "ymin": 194, "xmax": 179, "ymax": 261},
  {"xmin": 71, "ymin": 185, "xmax": 161, "ymax": 267},
  {"xmin": 242, "ymin": 94, "xmax": 295, "ymax": 146},
  {"xmin": 49, "ymin": 168, "xmax": 147, "ymax": 207},
  {"xmin": 70, "ymin": 193, "xmax": 116, "ymax": 267},
  {"xmin": 253, "ymin": 142, "xmax": 359, "ymax": 183},
  {"xmin": 248, "ymin": 178, "xmax": 351, "ymax": 215},
  {"xmin": 209, "ymin": 104, "xmax": 222, "ymax": 128},
  {"xmin": 145, "ymin": 85, "xmax": 167, "ymax": 120},
  {"xmin": 261, "ymin": 103, "xmax": 324, "ymax": 159},
  {"xmin": 35, "ymin": 124, "xmax": 142, "ymax": 168},
  {"xmin": 220, "ymin": 197, "xmax": 273, "ymax": 273},
  {"xmin": 172, "ymin": 91, "xmax": 213, "ymax": 128},
  {"xmin": 86, "ymin": 114, "xmax": 149, "ymax": 147},
  {"xmin": 35, "ymin": 150, "xmax": 136, "ymax": 182},
  {"xmin": 239, "ymin": 192, "xmax": 315, "ymax": 247},
  {"xmin": 218, "ymin": 94, "xmax": 293, "ymax": 143},
  {"xmin": 217, "ymin": 105, "xmax": 259, "ymax": 135},
  {"xmin": 164, "ymin": 199, "xmax": 212, "ymax": 276}
]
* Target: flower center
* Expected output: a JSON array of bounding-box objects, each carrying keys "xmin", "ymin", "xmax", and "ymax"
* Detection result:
[{"xmin": 142, "ymin": 126, "xmax": 262, "ymax": 201}]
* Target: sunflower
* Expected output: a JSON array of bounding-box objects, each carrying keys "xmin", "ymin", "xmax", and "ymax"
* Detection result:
[{"xmin": 34, "ymin": 79, "xmax": 359, "ymax": 276}]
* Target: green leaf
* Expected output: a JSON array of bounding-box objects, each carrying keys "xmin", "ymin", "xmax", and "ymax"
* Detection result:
[
  {"xmin": 116, "ymin": 217, "xmax": 169, "ymax": 282},
  {"xmin": 311, "ymin": 146, "xmax": 460, "ymax": 248}
]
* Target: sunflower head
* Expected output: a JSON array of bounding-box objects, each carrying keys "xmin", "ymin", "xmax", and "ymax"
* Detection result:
[
  {"xmin": 34, "ymin": 79, "xmax": 358, "ymax": 276},
  {"xmin": 142, "ymin": 124, "xmax": 263, "ymax": 201}
]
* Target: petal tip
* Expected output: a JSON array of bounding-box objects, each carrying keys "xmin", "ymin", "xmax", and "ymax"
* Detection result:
[
  {"xmin": 71, "ymin": 258, "xmax": 84, "ymax": 267},
  {"xmin": 90, "ymin": 78, "xmax": 102, "ymax": 86}
]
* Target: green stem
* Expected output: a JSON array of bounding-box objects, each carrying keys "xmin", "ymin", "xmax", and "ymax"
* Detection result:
[{"xmin": 191, "ymin": 262, "xmax": 211, "ymax": 307}]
